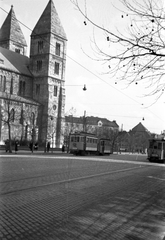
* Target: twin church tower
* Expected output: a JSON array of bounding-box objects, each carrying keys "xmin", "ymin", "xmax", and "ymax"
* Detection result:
[{"xmin": 0, "ymin": 0, "xmax": 67, "ymax": 147}]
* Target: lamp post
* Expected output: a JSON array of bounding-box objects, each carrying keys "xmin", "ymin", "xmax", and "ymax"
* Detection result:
[
  {"xmin": 82, "ymin": 84, "xmax": 87, "ymax": 132},
  {"xmin": 31, "ymin": 127, "xmax": 35, "ymax": 153},
  {"xmin": 50, "ymin": 116, "xmax": 54, "ymax": 151}
]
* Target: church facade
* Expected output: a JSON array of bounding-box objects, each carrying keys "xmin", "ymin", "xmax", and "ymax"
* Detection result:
[{"xmin": 0, "ymin": 0, "xmax": 67, "ymax": 148}]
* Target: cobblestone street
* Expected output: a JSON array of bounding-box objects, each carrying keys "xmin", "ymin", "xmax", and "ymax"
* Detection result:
[{"xmin": 0, "ymin": 154, "xmax": 165, "ymax": 239}]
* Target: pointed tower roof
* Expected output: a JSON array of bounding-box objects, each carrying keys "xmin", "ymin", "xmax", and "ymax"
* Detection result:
[
  {"xmin": 31, "ymin": 0, "xmax": 67, "ymax": 40},
  {"xmin": 0, "ymin": 5, "xmax": 27, "ymax": 46}
]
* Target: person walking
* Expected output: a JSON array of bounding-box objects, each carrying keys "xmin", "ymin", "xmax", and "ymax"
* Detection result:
[
  {"xmin": 47, "ymin": 142, "xmax": 50, "ymax": 152},
  {"xmin": 5, "ymin": 139, "xmax": 10, "ymax": 152},
  {"xmin": 62, "ymin": 144, "xmax": 65, "ymax": 152},
  {"xmin": 29, "ymin": 141, "xmax": 33, "ymax": 153},
  {"xmin": 15, "ymin": 140, "xmax": 18, "ymax": 154}
]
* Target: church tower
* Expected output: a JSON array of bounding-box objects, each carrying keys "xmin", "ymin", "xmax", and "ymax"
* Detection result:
[
  {"xmin": 0, "ymin": 5, "xmax": 27, "ymax": 55},
  {"xmin": 30, "ymin": 0, "xmax": 67, "ymax": 147}
]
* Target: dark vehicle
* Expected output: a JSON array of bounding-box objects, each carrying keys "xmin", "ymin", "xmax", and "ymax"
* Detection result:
[
  {"xmin": 69, "ymin": 132, "xmax": 111, "ymax": 155},
  {"xmin": 147, "ymin": 138, "xmax": 165, "ymax": 162}
]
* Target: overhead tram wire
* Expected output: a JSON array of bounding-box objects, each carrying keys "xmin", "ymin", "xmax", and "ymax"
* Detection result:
[{"xmin": 0, "ymin": 5, "xmax": 164, "ymax": 124}]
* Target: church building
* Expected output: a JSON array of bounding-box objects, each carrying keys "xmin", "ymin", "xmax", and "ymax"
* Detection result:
[{"xmin": 0, "ymin": 0, "xmax": 67, "ymax": 148}]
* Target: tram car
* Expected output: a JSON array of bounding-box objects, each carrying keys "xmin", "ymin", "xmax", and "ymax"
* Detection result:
[
  {"xmin": 147, "ymin": 138, "xmax": 165, "ymax": 163},
  {"xmin": 69, "ymin": 132, "xmax": 111, "ymax": 155},
  {"xmin": 97, "ymin": 138, "xmax": 111, "ymax": 155}
]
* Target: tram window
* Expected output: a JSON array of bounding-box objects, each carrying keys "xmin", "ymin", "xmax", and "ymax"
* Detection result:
[
  {"xmin": 86, "ymin": 138, "xmax": 89, "ymax": 143},
  {"xmin": 154, "ymin": 145, "xmax": 157, "ymax": 149},
  {"xmin": 76, "ymin": 137, "xmax": 79, "ymax": 142},
  {"xmin": 72, "ymin": 136, "xmax": 76, "ymax": 142},
  {"xmin": 158, "ymin": 143, "xmax": 161, "ymax": 149}
]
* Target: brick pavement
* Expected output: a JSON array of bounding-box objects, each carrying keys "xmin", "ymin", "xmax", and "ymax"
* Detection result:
[{"xmin": 0, "ymin": 155, "xmax": 165, "ymax": 239}]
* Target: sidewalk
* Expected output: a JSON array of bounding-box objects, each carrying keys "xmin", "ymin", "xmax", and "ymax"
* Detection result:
[
  {"xmin": 0, "ymin": 144, "xmax": 68, "ymax": 154},
  {"xmin": 0, "ymin": 148, "xmax": 68, "ymax": 155}
]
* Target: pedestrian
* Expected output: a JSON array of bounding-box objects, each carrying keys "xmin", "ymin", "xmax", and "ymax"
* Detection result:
[
  {"xmin": 15, "ymin": 140, "xmax": 18, "ymax": 154},
  {"xmin": 62, "ymin": 144, "xmax": 65, "ymax": 152},
  {"xmin": 5, "ymin": 139, "xmax": 9, "ymax": 152},
  {"xmin": 47, "ymin": 142, "xmax": 50, "ymax": 152},
  {"xmin": 29, "ymin": 141, "xmax": 33, "ymax": 152}
]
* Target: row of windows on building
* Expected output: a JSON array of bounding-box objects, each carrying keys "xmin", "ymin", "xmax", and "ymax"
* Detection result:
[
  {"xmin": 36, "ymin": 60, "xmax": 60, "ymax": 74},
  {"xmin": 35, "ymin": 84, "xmax": 58, "ymax": 97},
  {"xmin": 9, "ymin": 108, "xmax": 36, "ymax": 125},
  {"xmin": 1, "ymin": 75, "xmax": 58, "ymax": 98},
  {"xmin": 0, "ymin": 76, "xmax": 14, "ymax": 94},
  {"xmin": 38, "ymin": 41, "xmax": 61, "ymax": 56},
  {"xmin": 0, "ymin": 76, "xmax": 26, "ymax": 96}
]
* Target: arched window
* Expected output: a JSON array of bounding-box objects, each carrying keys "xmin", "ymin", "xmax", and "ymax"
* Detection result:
[
  {"xmin": 54, "ymin": 62, "xmax": 59, "ymax": 75},
  {"xmin": 23, "ymin": 82, "xmax": 25, "ymax": 96},
  {"xmin": 0, "ymin": 76, "xmax": 6, "ymax": 92},
  {"xmin": 3, "ymin": 76, "xmax": 6, "ymax": 92},
  {"xmin": 10, "ymin": 77, "xmax": 13, "ymax": 94},
  {"xmin": 0, "ymin": 76, "xmax": 2, "ymax": 91},
  {"xmin": 55, "ymin": 42, "xmax": 61, "ymax": 56},
  {"xmin": 19, "ymin": 81, "xmax": 26, "ymax": 96},
  {"xmin": 31, "ymin": 112, "xmax": 35, "ymax": 125},
  {"xmin": 37, "ymin": 60, "xmax": 42, "ymax": 71},
  {"xmin": 38, "ymin": 41, "xmax": 43, "ymax": 53},
  {"xmin": 19, "ymin": 81, "xmax": 22, "ymax": 95},
  {"xmin": 54, "ymin": 86, "xmax": 58, "ymax": 96},
  {"xmin": 36, "ymin": 84, "xmax": 40, "ymax": 96},
  {"xmin": 20, "ymin": 109, "xmax": 24, "ymax": 124},
  {"xmin": 10, "ymin": 108, "xmax": 15, "ymax": 122}
]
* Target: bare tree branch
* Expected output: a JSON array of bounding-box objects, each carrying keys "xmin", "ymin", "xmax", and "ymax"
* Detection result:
[{"xmin": 71, "ymin": 0, "xmax": 165, "ymax": 98}]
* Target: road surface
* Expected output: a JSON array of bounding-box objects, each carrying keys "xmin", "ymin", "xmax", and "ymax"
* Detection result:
[{"xmin": 0, "ymin": 153, "xmax": 165, "ymax": 239}]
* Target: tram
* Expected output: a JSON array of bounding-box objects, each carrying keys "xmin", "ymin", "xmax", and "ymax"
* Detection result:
[
  {"xmin": 147, "ymin": 138, "xmax": 165, "ymax": 163},
  {"xmin": 69, "ymin": 132, "xmax": 111, "ymax": 155},
  {"xmin": 97, "ymin": 138, "xmax": 111, "ymax": 155}
]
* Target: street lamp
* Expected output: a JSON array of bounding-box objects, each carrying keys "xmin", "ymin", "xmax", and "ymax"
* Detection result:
[{"xmin": 83, "ymin": 84, "xmax": 87, "ymax": 91}]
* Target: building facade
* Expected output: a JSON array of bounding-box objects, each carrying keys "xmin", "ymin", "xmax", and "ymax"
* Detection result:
[
  {"xmin": 64, "ymin": 115, "xmax": 119, "ymax": 148},
  {"xmin": 0, "ymin": 0, "xmax": 67, "ymax": 147}
]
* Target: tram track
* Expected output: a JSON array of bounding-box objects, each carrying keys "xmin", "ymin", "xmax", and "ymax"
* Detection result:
[{"xmin": 0, "ymin": 165, "xmax": 146, "ymax": 196}]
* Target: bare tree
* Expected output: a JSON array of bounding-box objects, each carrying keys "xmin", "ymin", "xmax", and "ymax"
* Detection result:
[
  {"xmin": 1, "ymin": 94, "xmax": 21, "ymax": 152},
  {"xmin": 71, "ymin": 0, "xmax": 165, "ymax": 100}
]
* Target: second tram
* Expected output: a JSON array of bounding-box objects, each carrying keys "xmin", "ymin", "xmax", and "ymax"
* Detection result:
[{"xmin": 147, "ymin": 138, "xmax": 165, "ymax": 163}]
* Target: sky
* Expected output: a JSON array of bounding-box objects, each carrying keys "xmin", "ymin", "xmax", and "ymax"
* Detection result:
[{"xmin": 0, "ymin": 0, "xmax": 165, "ymax": 134}]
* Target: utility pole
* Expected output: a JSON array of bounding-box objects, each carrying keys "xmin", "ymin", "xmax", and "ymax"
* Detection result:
[{"xmin": 83, "ymin": 110, "xmax": 86, "ymax": 132}]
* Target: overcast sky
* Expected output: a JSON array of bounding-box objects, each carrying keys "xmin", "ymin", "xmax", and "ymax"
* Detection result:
[{"xmin": 0, "ymin": 0, "xmax": 164, "ymax": 134}]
